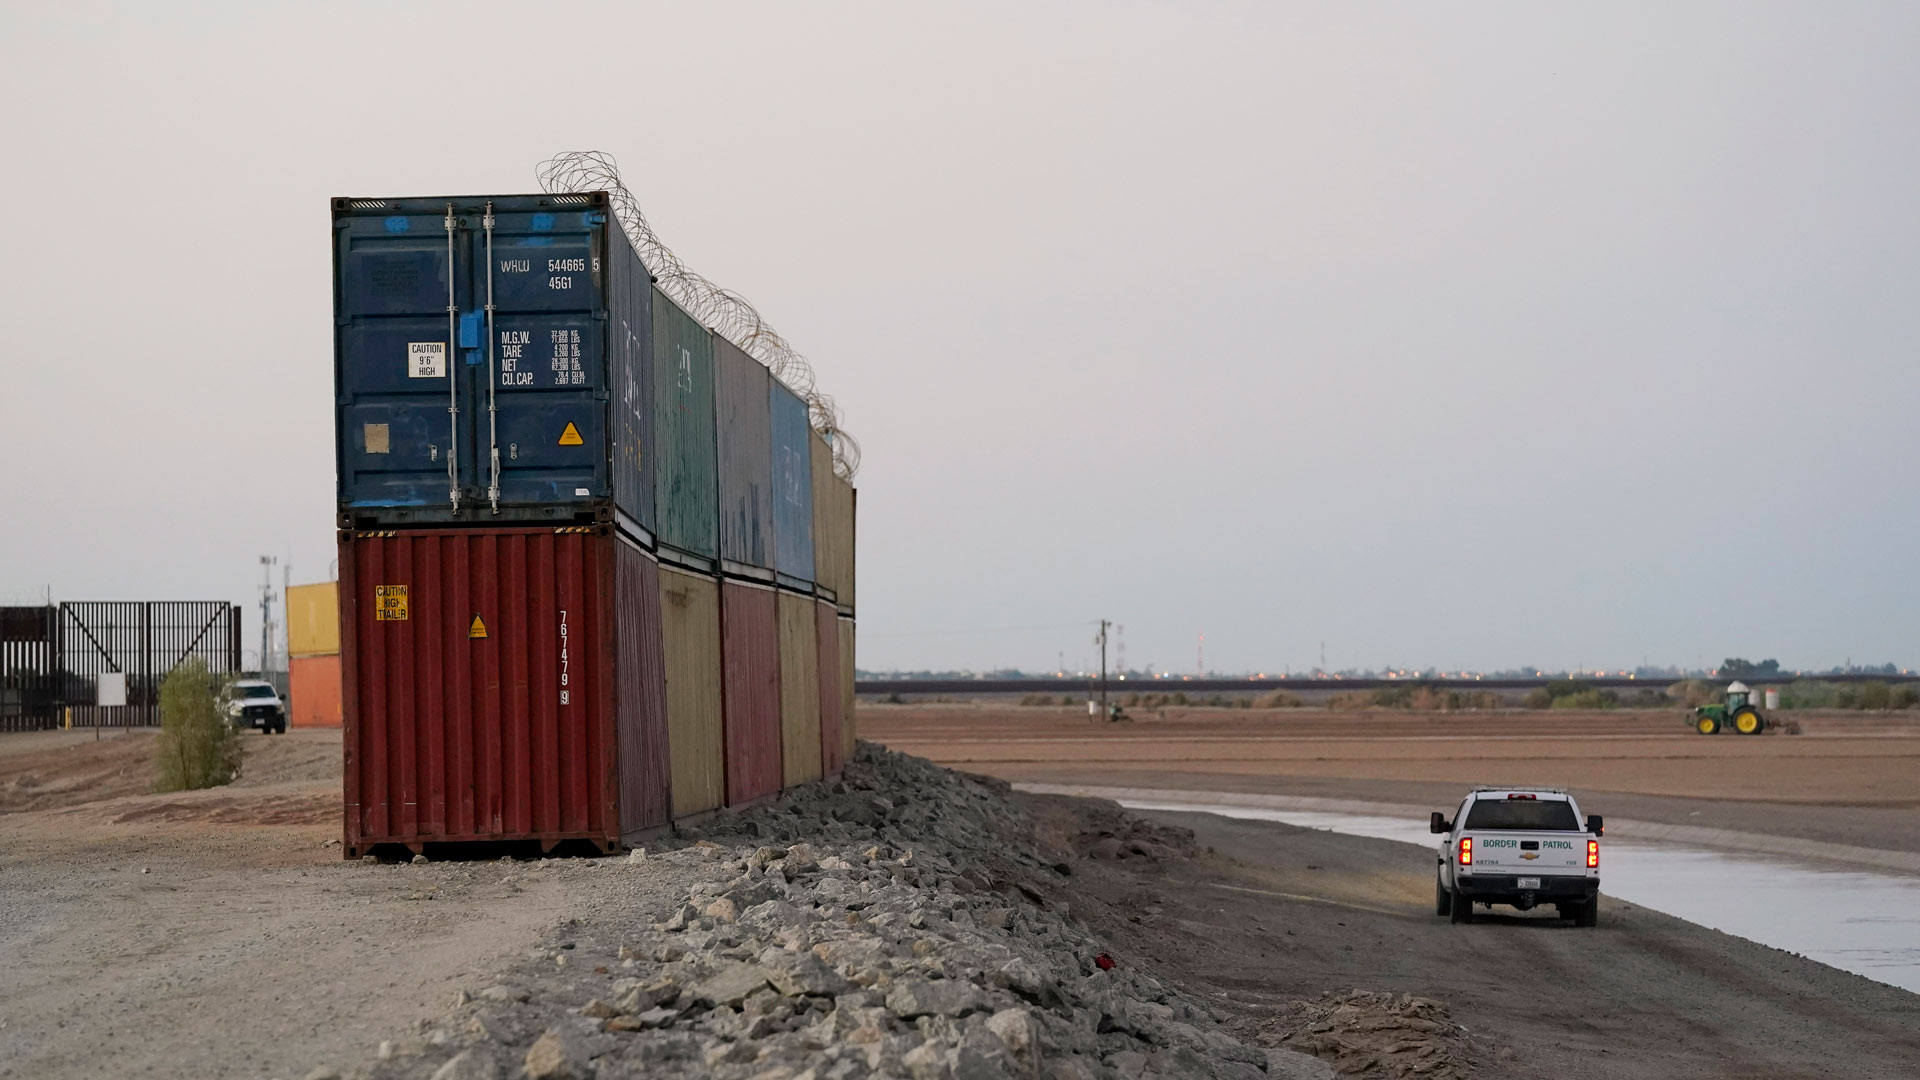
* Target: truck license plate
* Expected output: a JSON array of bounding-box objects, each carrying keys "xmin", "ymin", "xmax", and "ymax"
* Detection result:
[{"xmin": 1518, "ymin": 877, "xmax": 1542, "ymax": 890}]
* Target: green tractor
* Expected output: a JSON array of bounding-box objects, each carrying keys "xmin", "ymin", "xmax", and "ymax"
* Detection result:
[{"xmin": 1690, "ymin": 680, "xmax": 1767, "ymax": 735}]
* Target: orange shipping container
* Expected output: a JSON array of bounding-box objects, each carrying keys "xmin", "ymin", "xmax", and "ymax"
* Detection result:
[{"xmin": 290, "ymin": 653, "xmax": 343, "ymax": 728}]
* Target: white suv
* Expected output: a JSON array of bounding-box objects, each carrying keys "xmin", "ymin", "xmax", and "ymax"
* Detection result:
[{"xmin": 1432, "ymin": 787, "xmax": 1602, "ymax": 927}]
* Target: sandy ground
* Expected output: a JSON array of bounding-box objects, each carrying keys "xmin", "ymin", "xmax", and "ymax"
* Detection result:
[
  {"xmin": 0, "ymin": 729, "xmax": 588, "ymax": 1080},
  {"xmin": 5, "ymin": 718, "xmax": 1918, "ymax": 1078},
  {"xmin": 861, "ymin": 704, "xmax": 1920, "ymax": 855}
]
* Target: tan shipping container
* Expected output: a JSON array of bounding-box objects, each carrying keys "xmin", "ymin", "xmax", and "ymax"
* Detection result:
[
  {"xmin": 777, "ymin": 590, "xmax": 822, "ymax": 787},
  {"xmin": 816, "ymin": 598, "xmax": 845, "ymax": 775},
  {"xmin": 287, "ymin": 581, "xmax": 340, "ymax": 658},
  {"xmin": 810, "ymin": 435, "xmax": 856, "ymax": 611},
  {"xmin": 838, "ymin": 616, "xmax": 856, "ymax": 761},
  {"xmin": 660, "ymin": 566, "xmax": 726, "ymax": 818}
]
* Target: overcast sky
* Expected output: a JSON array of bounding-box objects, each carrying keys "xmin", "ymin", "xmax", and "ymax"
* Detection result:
[{"xmin": 1, "ymin": 2, "xmax": 1915, "ymax": 674}]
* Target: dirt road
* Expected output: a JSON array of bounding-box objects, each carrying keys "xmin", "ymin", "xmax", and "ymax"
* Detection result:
[{"xmin": 1041, "ymin": 799, "xmax": 1920, "ymax": 1079}]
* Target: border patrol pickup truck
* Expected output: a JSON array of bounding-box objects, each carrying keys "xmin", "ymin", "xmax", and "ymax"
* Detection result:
[{"xmin": 1432, "ymin": 787, "xmax": 1602, "ymax": 927}]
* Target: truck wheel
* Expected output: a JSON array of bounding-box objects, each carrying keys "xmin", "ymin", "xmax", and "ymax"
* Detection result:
[
  {"xmin": 1449, "ymin": 888, "xmax": 1473, "ymax": 924},
  {"xmin": 1733, "ymin": 708, "xmax": 1764, "ymax": 735},
  {"xmin": 1573, "ymin": 898, "xmax": 1598, "ymax": 928},
  {"xmin": 1435, "ymin": 877, "xmax": 1452, "ymax": 917},
  {"xmin": 1695, "ymin": 714, "xmax": 1719, "ymax": 735}
]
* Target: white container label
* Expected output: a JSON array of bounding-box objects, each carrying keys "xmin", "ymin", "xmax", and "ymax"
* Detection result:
[{"xmin": 408, "ymin": 342, "xmax": 447, "ymax": 379}]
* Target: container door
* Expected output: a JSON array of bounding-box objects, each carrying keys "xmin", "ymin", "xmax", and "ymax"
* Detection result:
[
  {"xmin": 337, "ymin": 204, "xmax": 478, "ymax": 511},
  {"xmin": 478, "ymin": 203, "xmax": 609, "ymax": 512}
]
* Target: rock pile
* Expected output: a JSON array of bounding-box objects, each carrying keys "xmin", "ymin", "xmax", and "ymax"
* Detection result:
[{"xmin": 336, "ymin": 745, "xmax": 1284, "ymax": 1080}]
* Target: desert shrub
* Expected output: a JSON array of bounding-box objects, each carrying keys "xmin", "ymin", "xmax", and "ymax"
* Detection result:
[
  {"xmin": 155, "ymin": 660, "xmax": 242, "ymax": 792},
  {"xmin": 1896, "ymin": 686, "xmax": 1920, "ymax": 709},
  {"xmin": 1168, "ymin": 692, "xmax": 1189, "ymax": 706},
  {"xmin": 1667, "ymin": 680, "xmax": 1721, "ymax": 708},
  {"xmin": 1335, "ymin": 685, "xmax": 1504, "ymax": 711},
  {"xmin": 1550, "ymin": 688, "xmax": 1617, "ymax": 710},
  {"xmin": 1252, "ymin": 690, "xmax": 1301, "ymax": 709},
  {"xmin": 1448, "ymin": 690, "xmax": 1502, "ymax": 710},
  {"xmin": 1019, "ymin": 693, "xmax": 1057, "ymax": 706},
  {"xmin": 1523, "ymin": 688, "xmax": 1552, "ymax": 709}
]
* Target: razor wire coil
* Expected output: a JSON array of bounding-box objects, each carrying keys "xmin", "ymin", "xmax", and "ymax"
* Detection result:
[{"xmin": 537, "ymin": 151, "xmax": 859, "ymax": 480}]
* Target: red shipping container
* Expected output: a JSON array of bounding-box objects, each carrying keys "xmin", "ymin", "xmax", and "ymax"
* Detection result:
[
  {"xmin": 338, "ymin": 526, "xmax": 670, "ymax": 856},
  {"xmin": 816, "ymin": 599, "xmax": 845, "ymax": 775},
  {"xmin": 720, "ymin": 579, "xmax": 781, "ymax": 805}
]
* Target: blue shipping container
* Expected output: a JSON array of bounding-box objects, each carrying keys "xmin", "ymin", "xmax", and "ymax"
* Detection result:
[
  {"xmin": 770, "ymin": 379, "xmax": 815, "ymax": 588},
  {"xmin": 332, "ymin": 193, "xmax": 654, "ymax": 536}
]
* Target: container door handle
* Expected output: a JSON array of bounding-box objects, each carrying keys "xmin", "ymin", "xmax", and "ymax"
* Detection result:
[
  {"xmin": 483, "ymin": 201, "xmax": 502, "ymax": 514},
  {"xmin": 443, "ymin": 203, "xmax": 462, "ymax": 512}
]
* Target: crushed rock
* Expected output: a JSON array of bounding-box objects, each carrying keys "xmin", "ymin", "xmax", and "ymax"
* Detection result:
[{"xmin": 316, "ymin": 743, "xmax": 1310, "ymax": 1079}]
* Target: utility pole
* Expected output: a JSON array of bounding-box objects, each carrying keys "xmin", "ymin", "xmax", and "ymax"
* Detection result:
[
  {"xmin": 1096, "ymin": 620, "xmax": 1110, "ymax": 719},
  {"xmin": 258, "ymin": 555, "xmax": 278, "ymax": 678}
]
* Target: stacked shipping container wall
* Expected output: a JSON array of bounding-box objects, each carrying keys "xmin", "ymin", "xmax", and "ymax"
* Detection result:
[{"xmin": 332, "ymin": 192, "xmax": 853, "ymax": 856}]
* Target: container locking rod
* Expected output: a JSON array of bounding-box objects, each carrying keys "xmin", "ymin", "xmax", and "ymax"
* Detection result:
[
  {"xmin": 484, "ymin": 201, "xmax": 501, "ymax": 514},
  {"xmin": 444, "ymin": 202, "xmax": 461, "ymax": 513}
]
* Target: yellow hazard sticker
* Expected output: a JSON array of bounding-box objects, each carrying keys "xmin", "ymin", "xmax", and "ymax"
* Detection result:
[
  {"xmin": 374, "ymin": 585, "xmax": 409, "ymax": 621},
  {"xmin": 468, "ymin": 615, "xmax": 488, "ymax": 639},
  {"xmin": 558, "ymin": 422, "xmax": 584, "ymax": 446}
]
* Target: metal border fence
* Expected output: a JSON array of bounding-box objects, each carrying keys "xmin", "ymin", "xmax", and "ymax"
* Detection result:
[{"xmin": 0, "ymin": 602, "xmax": 242, "ymax": 732}]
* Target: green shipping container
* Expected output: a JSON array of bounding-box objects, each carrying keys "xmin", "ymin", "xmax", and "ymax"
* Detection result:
[{"xmin": 653, "ymin": 289, "xmax": 718, "ymax": 560}]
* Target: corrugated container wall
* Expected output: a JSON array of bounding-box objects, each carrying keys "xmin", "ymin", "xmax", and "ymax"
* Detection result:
[
  {"xmin": 770, "ymin": 382, "xmax": 815, "ymax": 589},
  {"xmin": 612, "ymin": 543, "xmax": 672, "ymax": 837},
  {"xmin": 288, "ymin": 582, "xmax": 341, "ymax": 658},
  {"xmin": 290, "ymin": 654, "xmax": 343, "ymax": 728},
  {"xmin": 714, "ymin": 339, "xmax": 773, "ymax": 575},
  {"xmin": 720, "ymin": 580, "xmax": 781, "ymax": 804},
  {"xmin": 659, "ymin": 567, "xmax": 725, "ymax": 817},
  {"xmin": 333, "ymin": 193, "xmax": 655, "ymax": 534},
  {"xmin": 810, "ymin": 438, "xmax": 855, "ymax": 611},
  {"xmin": 815, "ymin": 599, "xmax": 845, "ymax": 775},
  {"xmin": 777, "ymin": 591, "xmax": 822, "ymax": 787},
  {"xmin": 652, "ymin": 289, "xmax": 718, "ymax": 561},
  {"xmin": 838, "ymin": 617, "xmax": 856, "ymax": 761},
  {"xmin": 338, "ymin": 526, "xmax": 669, "ymax": 855}
]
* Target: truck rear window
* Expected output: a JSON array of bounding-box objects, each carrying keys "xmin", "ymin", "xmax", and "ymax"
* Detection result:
[{"xmin": 1464, "ymin": 800, "xmax": 1580, "ymax": 831}]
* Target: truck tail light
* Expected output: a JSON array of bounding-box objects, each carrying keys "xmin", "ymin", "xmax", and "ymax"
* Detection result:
[
  {"xmin": 1587, "ymin": 840, "xmax": 1600, "ymax": 869},
  {"xmin": 1459, "ymin": 837, "xmax": 1473, "ymax": 866}
]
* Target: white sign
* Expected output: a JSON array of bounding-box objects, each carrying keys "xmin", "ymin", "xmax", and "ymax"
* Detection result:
[
  {"xmin": 97, "ymin": 672, "xmax": 127, "ymax": 708},
  {"xmin": 408, "ymin": 341, "xmax": 447, "ymax": 379}
]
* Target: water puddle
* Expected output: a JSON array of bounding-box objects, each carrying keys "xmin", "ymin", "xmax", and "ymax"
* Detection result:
[{"xmin": 1121, "ymin": 800, "xmax": 1920, "ymax": 996}]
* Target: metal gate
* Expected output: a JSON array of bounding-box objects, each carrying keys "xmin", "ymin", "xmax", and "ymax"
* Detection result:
[
  {"xmin": 61, "ymin": 602, "xmax": 243, "ymax": 729},
  {"xmin": 1, "ymin": 607, "xmax": 60, "ymax": 732},
  {"xmin": 0, "ymin": 602, "xmax": 242, "ymax": 732}
]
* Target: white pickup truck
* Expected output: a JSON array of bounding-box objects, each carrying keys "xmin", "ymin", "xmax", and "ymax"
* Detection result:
[{"xmin": 1432, "ymin": 787, "xmax": 1603, "ymax": 927}]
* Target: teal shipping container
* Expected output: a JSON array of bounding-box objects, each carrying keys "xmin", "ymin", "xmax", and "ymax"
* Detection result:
[
  {"xmin": 652, "ymin": 289, "xmax": 718, "ymax": 562},
  {"xmin": 715, "ymin": 337, "xmax": 773, "ymax": 578}
]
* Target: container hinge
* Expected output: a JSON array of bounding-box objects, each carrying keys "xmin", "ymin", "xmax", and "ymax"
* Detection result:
[
  {"xmin": 483, "ymin": 201, "xmax": 501, "ymax": 514},
  {"xmin": 444, "ymin": 202, "xmax": 461, "ymax": 513}
]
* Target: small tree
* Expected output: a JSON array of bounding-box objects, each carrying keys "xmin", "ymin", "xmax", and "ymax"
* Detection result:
[{"xmin": 155, "ymin": 659, "xmax": 242, "ymax": 792}]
